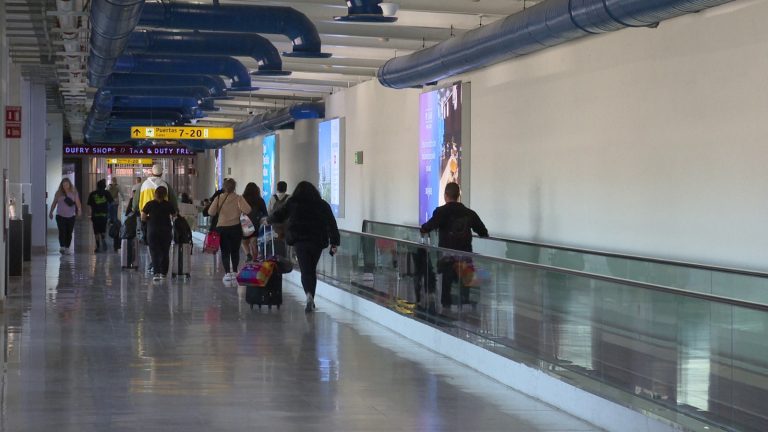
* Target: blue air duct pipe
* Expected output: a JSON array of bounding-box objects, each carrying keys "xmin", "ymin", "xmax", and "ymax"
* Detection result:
[
  {"xmin": 88, "ymin": 0, "xmax": 146, "ymax": 86},
  {"xmin": 101, "ymin": 86, "xmax": 216, "ymax": 100},
  {"xmin": 113, "ymin": 54, "xmax": 253, "ymax": 89},
  {"xmin": 139, "ymin": 3, "xmax": 331, "ymax": 58},
  {"xmin": 182, "ymin": 102, "xmax": 325, "ymax": 150},
  {"xmin": 126, "ymin": 31, "xmax": 291, "ymax": 76},
  {"xmin": 377, "ymin": 0, "xmax": 736, "ymax": 89},
  {"xmin": 104, "ymin": 73, "xmax": 229, "ymax": 98},
  {"xmin": 335, "ymin": 0, "xmax": 397, "ymax": 23},
  {"xmin": 110, "ymin": 95, "xmax": 217, "ymax": 111}
]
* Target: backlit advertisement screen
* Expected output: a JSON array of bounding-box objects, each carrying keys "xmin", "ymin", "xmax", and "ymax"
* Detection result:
[
  {"xmin": 262, "ymin": 134, "xmax": 277, "ymax": 202},
  {"xmin": 419, "ymin": 83, "xmax": 465, "ymax": 224},
  {"xmin": 215, "ymin": 149, "xmax": 223, "ymax": 191},
  {"xmin": 318, "ymin": 118, "xmax": 344, "ymax": 217}
]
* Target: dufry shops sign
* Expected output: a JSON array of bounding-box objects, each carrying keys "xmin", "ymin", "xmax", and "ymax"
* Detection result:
[{"xmin": 63, "ymin": 145, "xmax": 196, "ymax": 157}]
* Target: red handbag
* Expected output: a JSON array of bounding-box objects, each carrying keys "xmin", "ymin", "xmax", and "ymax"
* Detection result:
[{"xmin": 203, "ymin": 230, "xmax": 221, "ymax": 254}]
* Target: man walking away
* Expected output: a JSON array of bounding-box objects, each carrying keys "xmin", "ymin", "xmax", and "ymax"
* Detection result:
[{"xmin": 420, "ymin": 182, "xmax": 488, "ymax": 309}]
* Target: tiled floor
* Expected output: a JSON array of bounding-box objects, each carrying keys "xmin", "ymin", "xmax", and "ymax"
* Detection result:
[{"xmin": 0, "ymin": 226, "xmax": 602, "ymax": 431}]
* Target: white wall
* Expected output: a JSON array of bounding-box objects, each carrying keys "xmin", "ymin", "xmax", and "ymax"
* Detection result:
[
  {"xmin": 321, "ymin": 0, "xmax": 768, "ymax": 271},
  {"xmin": 46, "ymin": 113, "xmax": 64, "ymax": 230},
  {"xmin": 219, "ymin": 120, "xmax": 319, "ymax": 197}
]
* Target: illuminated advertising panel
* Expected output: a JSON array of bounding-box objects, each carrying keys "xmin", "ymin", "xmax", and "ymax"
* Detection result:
[
  {"xmin": 419, "ymin": 82, "xmax": 469, "ymax": 224},
  {"xmin": 262, "ymin": 134, "xmax": 277, "ymax": 202},
  {"xmin": 318, "ymin": 118, "xmax": 345, "ymax": 217}
]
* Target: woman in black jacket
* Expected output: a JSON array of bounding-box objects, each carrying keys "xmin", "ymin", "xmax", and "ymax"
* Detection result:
[{"xmin": 269, "ymin": 181, "xmax": 340, "ymax": 312}]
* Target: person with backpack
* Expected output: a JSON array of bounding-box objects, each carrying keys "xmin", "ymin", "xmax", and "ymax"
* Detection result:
[
  {"xmin": 269, "ymin": 181, "xmax": 340, "ymax": 313},
  {"xmin": 134, "ymin": 164, "xmax": 177, "ymax": 273},
  {"xmin": 420, "ymin": 182, "xmax": 488, "ymax": 309},
  {"xmin": 268, "ymin": 181, "xmax": 290, "ymax": 239},
  {"xmin": 141, "ymin": 186, "xmax": 176, "ymax": 282},
  {"xmin": 87, "ymin": 179, "xmax": 114, "ymax": 253},
  {"xmin": 267, "ymin": 181, "xmax": 290, "ymax": 215}
]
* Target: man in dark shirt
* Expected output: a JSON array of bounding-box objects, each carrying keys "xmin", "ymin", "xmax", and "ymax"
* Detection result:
[
  {"xmin": 87, "ymin": 179, "xmax": 114, "ymax": 253},
  {"xmin": 421, "ymin": 182, "xmax": 488, "ymax": 309}
]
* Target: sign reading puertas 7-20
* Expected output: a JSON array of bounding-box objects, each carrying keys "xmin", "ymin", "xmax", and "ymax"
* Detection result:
[{"xmin": 131, "ymin": 126, "xmax": 233, "ymax": 140}]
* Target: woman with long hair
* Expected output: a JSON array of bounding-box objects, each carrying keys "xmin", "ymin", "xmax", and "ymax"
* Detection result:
[
  {"xmin": 207, "ymin": 178, "xmax": 252, "ymax": 285},
  {"xmin": 269, "ymin": 181, "xmax": 340, "ymax": 312},
  {"xmin": 48, "ymin": 178, "xmax": 81, "ymax": 254},
  {"xmin": 240, "ymin": 182, "xmax": 268, "ymax": 261}
]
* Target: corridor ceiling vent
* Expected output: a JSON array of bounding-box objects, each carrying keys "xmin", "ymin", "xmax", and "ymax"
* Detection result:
[
  {"xmin": 334, "ymin": 0, "xmax": 399, "ymax": 23},
  {"xmin": 377, "ymin": 0, "xmax": 739, "ymax": 89}
]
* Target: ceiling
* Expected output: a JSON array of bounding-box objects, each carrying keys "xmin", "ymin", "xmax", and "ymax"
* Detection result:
[{"xmin": 5, "ymin": 0, "xmax": 539, "ymax": 143}]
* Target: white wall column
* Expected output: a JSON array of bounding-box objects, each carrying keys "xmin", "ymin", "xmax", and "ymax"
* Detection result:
[
  {"xmin": 46, "ymin": 114, "xmax": 64, "ymax": 230},
  {"xmin": 29, "ymin": 82, "xmax": 47, "ymax": 249},
  {"xmin": 0, "ymin": 0, "xmax": 8, "ymax": 300}
]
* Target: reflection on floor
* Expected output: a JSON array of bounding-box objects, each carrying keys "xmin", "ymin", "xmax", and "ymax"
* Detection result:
[{"xmin": 0, "ymin": 227, "xmax": 601, "ymax": 431}]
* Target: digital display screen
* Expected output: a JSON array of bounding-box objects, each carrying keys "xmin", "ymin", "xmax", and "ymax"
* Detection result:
[
  {"xmin": 262, "ymin": 134, "xmax": 277, "ymax": 202},
  {"xmin": 318, "ymin": 118, "xmax": 344, "ymax": 217},
  {"xmin": 419, "ymin": 83, "xmax": 464, "ymax": 224},
  {"xmin": 215, "ymin": 148, "xmax": 223, "ymax": 191}
]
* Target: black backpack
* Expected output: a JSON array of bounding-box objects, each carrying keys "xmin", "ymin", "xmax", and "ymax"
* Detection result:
[
  {"xmin": 443, "ymin": 214, "xmax": 473, "ymax": 251},
  {"xmin": 121, "ymin": 213, "xmax": 138, "ymax": 239},
  {"xmin": 173, "ymin": 215, "xmax": 193, "ymax": 244}
]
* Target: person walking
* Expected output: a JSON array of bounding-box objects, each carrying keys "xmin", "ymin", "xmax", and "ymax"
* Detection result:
[
  {"xmin": 134, "ymin": 164, "xmax": 177, "ymax": 273},
  {"xmin": 420, "ymin": 182, "xmax": 489, "ymax": 309},
  {"xmin": 240, "ymin": 182, "xmax": 268, "ymax": 261},
  {"xmin": 107, "ymin": 177, "xmax": 121, "ymax": 223},
  {"xmin": 87, "ymin": 179, "xmax": 114, "ymax": 253},
  {"xmin": 269, "ymin": 181, "xmax": 340, "ymax": 313},
  {"xmin": 267, "ymin": 181, "xmax": 290, "ymax": 215},
  {"xmin": 48, "ymin": 178, "xmax": 81, "ymax": 254},
  {"xmin": 207, "ymin": 178, "xmax": 251, "ymax": 285},
  {"xmin": 141, "ymin": 186, "xmax": 176, "ymax": 282}
]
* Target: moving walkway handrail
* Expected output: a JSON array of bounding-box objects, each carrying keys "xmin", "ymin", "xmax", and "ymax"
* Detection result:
[
  {"xmin": 347, "ymin": 228, "xmax": 768, "ymax": 312},
  {"xmin": 362, "ymin": 219, "xmax": 768, "ymax": 278}
]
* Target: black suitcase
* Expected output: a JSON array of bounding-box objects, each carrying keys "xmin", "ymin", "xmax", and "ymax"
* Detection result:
[
  {"xmin": 245, "ymin": 225, "xmax": 286, "ymax": 310},
  {"xmin": 245, "ymin": 274, "xmax": 283, "ymax": 310},
  {"xmin": 171, "ymin": 243, "xmax": 192, "ymax": 279}
]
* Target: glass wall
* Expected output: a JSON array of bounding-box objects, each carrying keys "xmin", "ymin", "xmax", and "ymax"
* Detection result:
[{"xmin": 317, "ymin": 229, "xmax": 768, "ymax": 432}]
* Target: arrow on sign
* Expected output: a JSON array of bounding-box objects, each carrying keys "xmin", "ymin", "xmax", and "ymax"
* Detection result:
[{"xmin": 132, "ymin": 128, "xmax": 141, "ymax": 137}]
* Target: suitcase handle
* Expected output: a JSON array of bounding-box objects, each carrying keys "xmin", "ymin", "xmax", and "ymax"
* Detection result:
[{"xmin": 260, "ymin": 224, "xmax": 275, "ymax": 257}]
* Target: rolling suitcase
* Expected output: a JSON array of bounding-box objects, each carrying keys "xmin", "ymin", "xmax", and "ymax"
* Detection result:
[
  {"xmin": 244, "ymin": 225, "xmax": 286, "ymax": 310},
  {"xmin": 121, "ymin": 238, "xmax": 138, "ymax": 269},
  {"xmin": 171, "ymin": 243, "xmax": 192, "ymax": 279},
  {"xmin": 245, "ymin": 275, "xmax": 283, "ymax": 310}
]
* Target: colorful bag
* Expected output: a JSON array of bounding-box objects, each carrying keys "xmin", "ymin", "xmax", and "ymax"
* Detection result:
[
  {"xmin": 203, "ymin": 230, "xmax": 221, "ymax": 254},
  {"xmin": 454, "ymin": 258, "xmax": 477, "ymax": 286},
  {"xmin": 237, "ymin": 259, "xmax": 277, "ymax": 286},
  {"xmin": 240, "ymin": 213, "xmax": 256, "ymax": 237}
]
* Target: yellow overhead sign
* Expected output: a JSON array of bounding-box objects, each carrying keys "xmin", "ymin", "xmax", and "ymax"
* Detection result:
[
  {"xmin": 108, "ymin": 158, "xmax": 153, "ymax": 165},
  {"xmin": 131, "ymin": 126, "xmax": 234, "ymax": 140}
]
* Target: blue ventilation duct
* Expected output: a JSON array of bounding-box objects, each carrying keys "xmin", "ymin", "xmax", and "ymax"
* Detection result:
[
  {"xmin": 113, "ymin": 54, "xmax": 253, "ymax": 89},
  {"xmin": 183, "ymin": 102, "xmax": 325, "ymax": 150},
  {"xmin": 139, "ymin": 3, "xmax": 331, "ymax": 58},
  {"xmin": 88, "ymin": 0, "xmax": 146, "ymax": 86},
  {"xmin": 104, "ymin": 73, "xmax": 229, "ymax": 98},
  {"xmin": 126, "ymin": 31, "xmax": 291, "ymax": 76},
  {"xmin": 377, "ymin": 0, "xmax": 736, "ymax": 89},
  {"xmin": 101, "ymin": 86, "xmax": 216, "ymax": 100},
  {"xmin": 335, "ymin": 0, "xmax": 397, "ymax": 23}
]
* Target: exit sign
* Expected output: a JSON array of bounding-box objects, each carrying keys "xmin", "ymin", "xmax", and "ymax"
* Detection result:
[{"xmin": 5, "ymin": 106, "xmax": 21, "ymax": 139}]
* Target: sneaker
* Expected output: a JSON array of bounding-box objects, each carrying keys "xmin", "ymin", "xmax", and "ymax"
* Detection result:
[
  {"xmin": 59, "ymin": 247, "xmax": 66, "ymax": 254},
  {"xmin": 222, "ymin": 273, "xmax": 233, "ymax": 283},
  {"xmin": 305, "ymin": 293, "xmax": 314, "ymax": 313},
  {"xmin": 153, "ymin": 274, "xmax": 162, "ymax": 282}
]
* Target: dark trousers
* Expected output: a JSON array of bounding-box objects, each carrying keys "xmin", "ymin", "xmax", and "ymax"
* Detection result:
[
  {"xmin": 148, "ymin": 229, "xmax": 172, "ymax": 275},
  {"xmin": 438, "ymin": 257, "xmax": 470, "ymax": 308},
  {"xmin": 412, "ymin": 248, "xmax": 436, "ymax": 303},
  {"xmin": 294, "ymin": 242, "xmax": 323, "ymax": 297},
  {"xmin": 218, "ymin": 225, "xmax": 243, "ymax": 273},
  {"xmin": 55, "ymin": 215, "xmax": 76, "ymax": 248}
]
